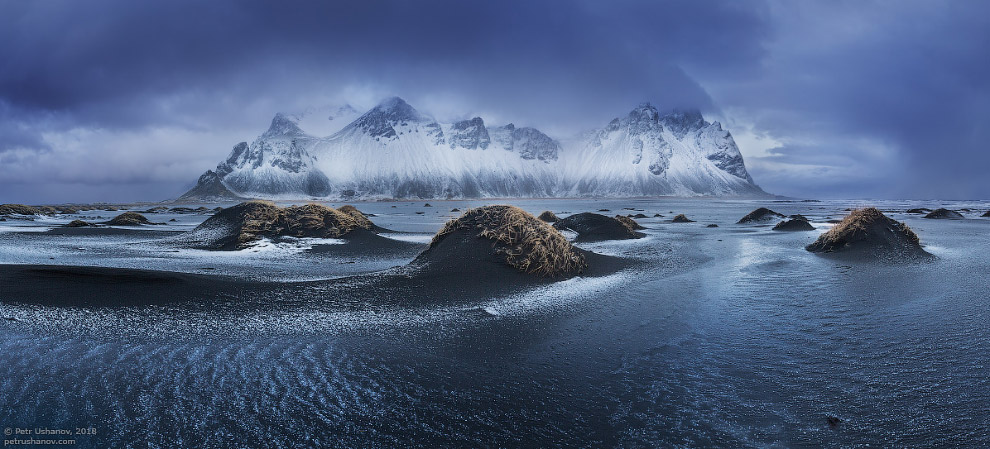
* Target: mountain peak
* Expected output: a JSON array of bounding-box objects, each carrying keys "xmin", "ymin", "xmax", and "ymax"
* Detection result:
[
  {"xmin": 660, "ymin": 108, "xmax": 708, "ymax": 137},
  {"xmin": 263, "ymin": 113, "xmax": 304, "ymax": 137},
  {"xmin": 629, "ymin": 102, "xmax": 660, "ymax": 123}
]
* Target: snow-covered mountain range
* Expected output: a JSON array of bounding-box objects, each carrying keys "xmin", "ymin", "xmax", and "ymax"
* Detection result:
[{"xmin": 180, "ymin": 97, "xmax": 766, "ymax": 200}]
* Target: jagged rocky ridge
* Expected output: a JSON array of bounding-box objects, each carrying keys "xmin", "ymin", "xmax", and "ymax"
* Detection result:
[{"xmin": 182, "ymin": 97, "xmax": 766, "ymax": 200}]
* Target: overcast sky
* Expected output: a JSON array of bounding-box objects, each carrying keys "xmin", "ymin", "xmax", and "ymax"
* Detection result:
[{"xmin": 1, "ymin": 0, "xmax": 988, "ymax": 203}]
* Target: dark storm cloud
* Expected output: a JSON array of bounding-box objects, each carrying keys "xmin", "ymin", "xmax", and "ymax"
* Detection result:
[
  {"xmin": 0, "ymin": 0, "xmax": 988, "ymax": 202},
  {"xmin": 0, "ymin": 0, "xmax": 767, "ymax": 130}
]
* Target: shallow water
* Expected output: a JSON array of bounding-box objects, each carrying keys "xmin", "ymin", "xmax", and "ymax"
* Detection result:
[{"xmin": 1, "ymin": 199, "xmax": 989, "ymax": 447}]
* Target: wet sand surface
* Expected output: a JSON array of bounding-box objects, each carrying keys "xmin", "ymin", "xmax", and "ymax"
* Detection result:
[{"xmin": 2, "ymin": 198, "xmax": 989, "ymax": 447}]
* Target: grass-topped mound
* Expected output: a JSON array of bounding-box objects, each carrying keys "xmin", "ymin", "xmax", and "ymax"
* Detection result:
[
  {"xmin": 615, "ymin": 215, "xmax": 645, "ymax": 230},
  {"xmin": 105, "ymin": 212, "xmax": 154, "ymax": 226},
  {"xmin": 538, "ymin": 210, "xmax": 559, "ymax": 222},
  {"xmin": 923, "ymin": 208, "xmax": 964, "ymax": 219},
  {"xmin": 185, "ymin": 201, "xmax": 378, "ymax": 249},
  {"xmin": 737, "ymin": 207, "xmax": 785, "ymax": 224},
  {"xmin": 414, "ymin": 205, "xmax": 587, "ymax": 277},
  {"xmin": 806, "ymin": 207, "xmax": 931, "ymax": 260},
  {"xmin": 552, "ymin": 212, "xmax": 644, "ymax": 242},
  {"xmin": 337, "ymin": 205, "xmax": 375, "ymax": 229},
  {"xmin": 65, "ymin": 220, "xmax": 96, "ymax": 228},
  {"xmin": 0, "ymin": 204, "xmax": 40, "ymax": 215}
]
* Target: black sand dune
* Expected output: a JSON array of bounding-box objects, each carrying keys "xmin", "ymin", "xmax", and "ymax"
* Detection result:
[
  {"xmin": 0, "ymin": 264, "xmax": 260, "ymax": 307},
  {"xmin": 923, "ymin": 208, "xmax": 964, "ymax": 219},
  {"xmin": 0, "ymin": 208, "xmax": 629, "ymax": 309},
  {"xmin": 65, "ymin": 219, "xmax": 95, "ymax": 227},
  {"xmin": 806, "ymin": 208, "xmax": 932, "ymax": 261},
  {"xmin": 737, "ymin": 207, "xmax": 785, "ymax": 224},
  {"xmin": 553, "ymin": 212, "xmax": 644, "ymax": 241},
  {"xmin": 179, "ymin": 201, "xmax": 389, "ymax": 250},
  {"xmin": 417, "ymin": 206, "xmax": 587, "ymax": 277},
  {"xmin": 44, "ymin": 227, "xmax": 184, "ymax": 237},
  {"xmin": 306, "ymin": 228, "xmax": 425, "ymax": 258},
  {"xmin": 104, "ymin": 211, "xmax": 157, "ymax": 226}
]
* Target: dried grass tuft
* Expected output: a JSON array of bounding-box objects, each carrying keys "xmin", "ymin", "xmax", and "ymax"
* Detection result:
[{"xmin": 614, "ymin": 215, "xmax": 645, "ymax": 230}]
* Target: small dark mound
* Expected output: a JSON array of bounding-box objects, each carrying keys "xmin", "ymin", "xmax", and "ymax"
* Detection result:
[
  {"xmin": 653, "ymin": 213, "xmax": 663, "ymax": 218},
  {"xmin": 773, "ymin": 219, "xmax": 815, "ymax": 231},
  {"xmin": 142, "ymin": 206, "xmax": 169, "ymax": 214},
  {"xmin": 451, "ymin": 208, "xmax": 461, "ymax": 212},
  {"xmin": 615, "ymin": 215, "xmax": 645, "ymax": 230},
  {"xmin": 982, "ymin": 211, "xmax": 990, "ymax": 217},
  {"xmin": 737, "ymin": 207, "xmax": 786, "ymax": 224},
  {"xmin": 671, "ymin": 214, "xmax": 694, "ymax": 223},
  {"xmin": 538, "ymin": 210, "xmax": 559, "ymax": 222},
  {"xmin": 184, "ymin": 201, "xmax": 377, "ymax": 250},
  {"xmin": 707, "ymin": 224, "xmax": 719, "ymax": 228},
  {"xmin": 923, "ymin": 208, "xmax": 964, "ymax": 219},
  {"xmin": 424, "ymin": 203, "xmax": 432, "ymax": 207},
  {"xmin": 906, "ymin": 208, "xmax": 931, "ymax": 214},
  {"xmin": 597, "ymin": 209, "xmax": 610, "ymax": 212},
  {"xmin": 414, "ymin": 205, "xmax": 587, "ymax": 277},
  {"xmin": 631, "ymin": 213, "xmax": 648, "ymax": 219},
  {"xmin": 806, "ymin": 208, "xmax": 931, "ymax": 260},
  {"xmin": 105, "ymin": 212, "xmax": 153, "ymax": 226},
  {"xmin": 169, "ymin": 207, "xmax": 198, "ymax": 214},
  {"xmin": 553, "ymin": 212, "xmax": 643, "ymax": 242},
  {"xmin": 65, "ymin": 220, "xmax": 95, "ymax": 228},
  {"xmin": 789, "ymin": 214, "xmax": 809, "ymax": 221}
]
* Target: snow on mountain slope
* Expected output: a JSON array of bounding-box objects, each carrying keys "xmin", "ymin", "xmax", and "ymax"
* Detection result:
[
  {"xmin": 214, "ymin": 113, "xmax": 331, "ymax": 197},
  {"xmin": 179, "ymin": 97, "xmax": 765, "ymax": 200},
  {"xmin": 561, "ymin": 103, "xmax": 761, "ymax": 196},
  {"xmin": 310, "ymin": 98, "xmax": 560, "ymax": 198}
]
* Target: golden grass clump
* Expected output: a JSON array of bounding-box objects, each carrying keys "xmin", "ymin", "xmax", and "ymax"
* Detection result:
[
  {"xmin": 209, "ymin": 201, "xmax": 376, "ymax": 248},
  {"xmin": 614, "ymin": 215, "xmax": 645, "ymax": 231},
  {"xmin": 537, "ymin": 210, "xmax": 559, "ymax": 222},
  {"xmin": 430, "ymin": 205, "xmax": 587, "ymax": 276},
  {"xmin": 281, "ymin": 203, "xmax": 369, "ymax": 237},
  {"xmin": 336, "ymin": 205, "xmax": 375, "ymax": 229}
]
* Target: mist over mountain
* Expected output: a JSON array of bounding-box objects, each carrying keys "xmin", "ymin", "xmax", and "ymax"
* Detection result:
[{"xmin": 182, "ymin": 97, "xmax": 765, "ymax": 200}]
